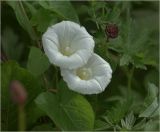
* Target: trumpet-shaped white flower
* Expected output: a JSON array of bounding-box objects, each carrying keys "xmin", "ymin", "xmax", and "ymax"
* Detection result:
[
  {"xmin": 42, "ymin": 21, "xmax": 95, "ymax": 69},
  {"xmin": 61, "ymin": 54, "xmax": 112, "ymax": 94}
]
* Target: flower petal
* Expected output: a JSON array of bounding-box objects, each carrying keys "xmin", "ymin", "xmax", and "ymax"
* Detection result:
[
  {"xmin": 61, "ymin": 69, "xmax": 102, "ymax": 94},
  {"xmin": 42, "ymin": 21, "xmax": 94, "ymax": 69},
  {"xmin": 61, "ymin": 53, "xmax": 112, "ymax": 94}
]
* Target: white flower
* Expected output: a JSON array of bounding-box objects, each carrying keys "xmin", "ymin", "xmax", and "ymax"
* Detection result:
[
  {"xmin": 61, "ymin": 53, "xmax": 112, "ymax": 94},
  {"xmin": 42, "ymin": 21, "xmax": 95, "ymax": 69}
]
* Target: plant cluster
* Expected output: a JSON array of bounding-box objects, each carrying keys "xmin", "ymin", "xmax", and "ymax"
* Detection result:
[{"xmin": 1, "ymin": 1, "xmax": 159, "ymax": 131}]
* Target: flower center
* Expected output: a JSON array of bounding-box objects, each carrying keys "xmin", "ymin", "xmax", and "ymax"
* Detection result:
[
  {"xmin": 60, "ymin": 46, "xmax": 74, "ymax": 56},
  {"xmin": 76, "ymin": 68, "xmax": 92, "ymax": 80}
]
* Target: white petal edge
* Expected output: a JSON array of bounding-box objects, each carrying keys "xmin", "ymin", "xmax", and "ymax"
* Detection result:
[
  {"xmin": 61, "ymin": 53, "xmax": 112, "ymax": 94},
  {"xmin": 42, "ymin": 21, "xmax": 95, "ymax": 69}
]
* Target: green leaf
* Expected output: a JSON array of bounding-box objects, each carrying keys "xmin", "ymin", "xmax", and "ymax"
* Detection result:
[
  {"xmin": 94, "ymin": 119, "xmax": 111, "ymax": 131},
  {"xmin": 132, "ymin": 56, "xmax": 147, "ymax": 70},
  {"xmin": 121, "ymin": 112, "xmax": 136, "ymax": 130},
  {"xmin": 151, "ymin": 105, "xmax": 160, "ymax": 117},
  {"xmin": 23, "ymin": 2, "xmax": 37, "ymax": 16},
  {"xmin": 1, "ymin": 61, "xmax": 43, "ymax": 131},
  {"xmin": 143, "ymin": 83, "xmax": 158, "ymax": 107},
  {"xmin": 35, "ymin": 81, "xmax": 95, "ymax": 131},
  {"xmin": 103, "ymin": 100, "xmax": 132, "ymax": 124},
  {"xmin": 108, "ymin": 16, "xmax": 157, "ymax": 69},
  {"xmin": 107, "ymin": 3, "xmax": 121, "ymax": 22},
  {"xmin": 6, "ymin": 1, "xmax": 37, "ymax": 41},
  {"xmin": 144, "ymin": 118, "xmax": 159, "ymax": 131},
  {"xmin": 139, "ymin": 83, "xmax": 159, "ymax": 117},
  {"xmin": 120, "ymin": 54, "xmax": 132, "ymax": 66},
  {"xmin": 133, "ymin": 118, "xmax": 146, "ymax": 130},
  {"xmin": 30, "ymin": 9, "xmax": 57, "ymax": 32},
  {"xmin": 27, "ymin": 47, "xmax": 50, "ymax": 76},
  {"xmin": 139, "ymin": 98, "xmax": 158, "ymax": 117},
  {"xmin": 144, "ymin": 70, "xmax": 159, "ymax": 87},
  {"xmin": 2, "ymin": 27, "xmax": 24, "ymax": 60},
  {"xmin": 108, "ymin": 36, "xmax": 123, "ymax": 53},
  {"xmin": 26, "ymin": 102, "xmax": 45, "ymax": 129},
  {"xmin": 32, "ymin": 123, "xmax": 55, "ymax": 131},
  {"xmin": 38, "ymin": 1, "xmax": 79, "ymax": 23}
]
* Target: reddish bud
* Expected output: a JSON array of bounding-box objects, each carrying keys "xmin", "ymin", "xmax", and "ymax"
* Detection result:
[
  {"xmin": 10, "ymin": 80, "xmax": 27, "ymax": 105},
  {"xmin": 105, "ymin": 23, "xmax": 119, "ymax": 39}
]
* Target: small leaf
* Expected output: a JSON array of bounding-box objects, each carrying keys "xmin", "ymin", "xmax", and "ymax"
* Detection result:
[
  {"xmin": 27, "ymin": 47, "xmax": 50, "ymax": 76},
  {"xmin": 121, "ymin": 112, "xmax": 136, "ymax": 130},
  {"xmin": 120, "ymin": 54, "xmax": 132, "ymax": 66},
  {"xmin": 35, "ymin": 81, "xmax": 95, "ymax": 130}
]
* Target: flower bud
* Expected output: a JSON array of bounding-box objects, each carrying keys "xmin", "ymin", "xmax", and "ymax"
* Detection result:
[
  {"xmin": 105, "ymin": 23, "xmax": 118, "ymax": 39},
  {"xmin": 10, "ymin": 80, "xmax": 27, "ymax": 105}
]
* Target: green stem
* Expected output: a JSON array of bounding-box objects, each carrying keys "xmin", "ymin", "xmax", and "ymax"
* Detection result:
[
  {"xmin": 94, "ymin": 94, "xmax": 98, "ymax": 112},
  {"xmin": 91, "ymin": 1, "xmax": 99, "ymax": 29},
  {"xmin": 18, "ymin": 105, "xmax": 26, "ymax": 131},
  {"xmin": 127, "ymin": 66, "xmax": 134, "ymax": 97},
  {"xmin": 43, "ymin": 74, "xmax": 49, "ymax": 90},
  {"xmin": 105, "ymin": 37, "xmax": 109, "ymax": 58},
  {"xmin": 54, "ymin": 66, "xmax": 59, "ymax": 89}
]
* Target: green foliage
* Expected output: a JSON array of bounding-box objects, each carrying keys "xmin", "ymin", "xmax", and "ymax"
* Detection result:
[
  {"xmin": 1, "ymin": 61, "xmax": 43, "ymax": 130},
  {"xmin": 139, "ymin": 83, "xmax": 159, "ymax": 118},
  {"xmin": 32, "ymin": 123, "xmax": 55, "ymax": 131},
  {"xmin": 38, "ymin": 1, "xmax": 79, "ymax": 23},
  {"xmin": 2, "ymin": 27, "xmax": 24, "ymax": 61},
  {"xmin": 35, "ymin": 81, "xmax": 95, "ymax": 131},
  {"xmin": 6, "ymin": 1, "xmax": 37, "ymax": 41},
  {"xmin": 144, "ymin": 118, "xmax": 159, "ymax": 131},
  {"xmin": 94, "ymin": 119, "xmax": 111, "ymax": 131},
  {"xmin": 1, "ymin": 1, "xmax": 159, "ymax": 131},
  {"xmin": 108, "ymin": 19, "xmax": 152, "ymax": 70},
  {"xmin": 103, "ymin": 100, "xmax": 132, "ymax": 125},
  {"xmin": 139, "ymin": 98, "xmax": 159, "ymax": 117},
  {"xmin": 120, "ymin": 112, "xmax": 136, "ymax": 130},
  {"xmin": 30, "ymin": 9, "xmax": 57, "ymax": 32},
  {"xmin": 26, "ymin": 102, "xmax": 45, "ymax": 129},
  {"xmin": 27, "ymin": 47, "xmax": 50, "ymax": 76},
  {"xmin": 87, "ymin": 1, "xmax": 121, "ymax": 30}
]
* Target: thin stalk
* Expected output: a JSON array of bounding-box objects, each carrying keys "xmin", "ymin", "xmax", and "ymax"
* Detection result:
[
  {"xmin": 94, "ymin": 94, "xmax": 98, "ymax": 112},
  {"xmin": 43, "ymin": 74, "xmax": 49, "ymax": 90},
  {"xmin": 43, "ymin": 74, "xmax": 58, "ymax": 93},
  {"xmin": 54, "ymin": 66, "xmax": 59, "ymax": 89},
  {"xmin": 91, "ymin": 1, "xmax": 99, "ymax": 29},
  {"xmin": 105, "ymin": 36, "xmax": 110, "ymax": 58},
  {"xmin": 127, "ymin": 66, "xmax": 134, "ymax": 97},
  {"xmin": 18, "ymin": 105, "xmax": 26, "ymax": 131}
]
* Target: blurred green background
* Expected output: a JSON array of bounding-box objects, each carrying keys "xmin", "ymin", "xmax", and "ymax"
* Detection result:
[{"xmin": 1, "ymin": 1, "xmax": 159, "ymax": 131}]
